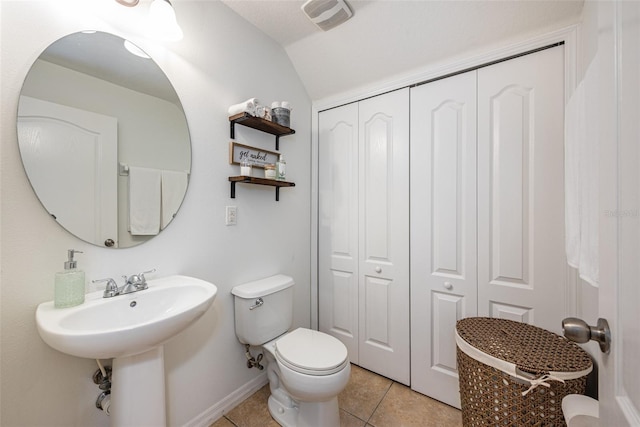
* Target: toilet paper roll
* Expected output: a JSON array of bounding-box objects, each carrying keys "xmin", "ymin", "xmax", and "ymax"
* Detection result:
[{"xmin": 561, "ymin": 394, "xmax": 598, "ymax": 425}]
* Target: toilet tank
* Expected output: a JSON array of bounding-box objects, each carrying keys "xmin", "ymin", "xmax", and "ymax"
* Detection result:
[{"xmin": 231, "ymin": 274, "xmax": 294, "ymax": 346}]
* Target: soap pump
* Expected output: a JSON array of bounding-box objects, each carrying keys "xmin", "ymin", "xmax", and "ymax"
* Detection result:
[
  {"xmin": 54, "ymin": 249, "xmax": 86, "ymax": 308},
  {"xmin": 276, "ymin": 154, "xmax": 286, "ymax": 180}
]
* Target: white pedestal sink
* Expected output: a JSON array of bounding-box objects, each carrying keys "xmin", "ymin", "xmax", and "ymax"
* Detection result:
[{"xmin": 36, "ymin": 275, "xmax": 218, "ymax": 426}]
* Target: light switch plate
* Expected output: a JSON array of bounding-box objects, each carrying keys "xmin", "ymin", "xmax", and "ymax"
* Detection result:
[{"xmin": 225, "ymin": 206, "xmax": 237, "ymax": 225}]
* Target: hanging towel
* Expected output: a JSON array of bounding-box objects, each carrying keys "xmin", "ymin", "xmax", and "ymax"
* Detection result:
[
  {"xmin": 565, "ymin": 55, "xmax": 599, "ymax": 287},
  {"xmin": 565, "ymin": 70, "xmax": 584, "ymax": 270},
  {"xmin": 161, "ymin": 170, "xmax": 188, "ymax": 229},
  {"xmin": 129, "ymin": 166, "xmax": 161, "ymax": 235}
]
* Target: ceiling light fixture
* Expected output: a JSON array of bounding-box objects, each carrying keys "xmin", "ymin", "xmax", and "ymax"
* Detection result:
[
  {"xmin": 147, "ymin": 0, "xmax": 184, "ymax": 42},
  {"xmin": 114, "ymin": 0, "xmax": 184, "ymax": 42}
]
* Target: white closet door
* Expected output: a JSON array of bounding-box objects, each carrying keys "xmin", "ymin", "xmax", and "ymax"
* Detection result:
[
  {"xmin": 410, "ymin": 71, "xmax": 478, "ymax": 408},
  {"xmin": 477, "ymin": 46, "xmax": 566, "ymax": 334},
  {"xmin": 318, "ymin": 103, "xmax": 360, "ymax": 363},
  {"xmin": 358, "ymin": 89, "xmax": 410, "ymax": 385}
]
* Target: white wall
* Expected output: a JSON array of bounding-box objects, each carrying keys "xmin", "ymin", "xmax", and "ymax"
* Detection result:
[
  {"xmin": 0, "ymin": 1, "xmax": 311, "ymax": 426},
  {"xmin": 285, "ymin": 0, "xmax": 583, "ymax": 100}
]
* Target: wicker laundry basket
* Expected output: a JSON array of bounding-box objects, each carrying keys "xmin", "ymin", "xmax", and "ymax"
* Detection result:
[{"xmin": 456, "ymin": 318, "xmax": 592, "ymax": 426}]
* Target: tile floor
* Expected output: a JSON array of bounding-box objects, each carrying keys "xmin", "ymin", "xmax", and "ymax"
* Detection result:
[{"xmin": 211, "ymin": 364, "xmax": 462, "ymax": 427}]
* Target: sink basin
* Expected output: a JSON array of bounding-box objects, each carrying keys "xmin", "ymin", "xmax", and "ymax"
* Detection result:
[{"xmin": 36, "ymin": 275, "xmax": 217, "ymax": 359}]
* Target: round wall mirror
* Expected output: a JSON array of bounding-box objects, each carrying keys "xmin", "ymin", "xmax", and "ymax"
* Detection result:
[{"xmin": 17, "ymin": 31, "xmax": 191, "ymax": 248}]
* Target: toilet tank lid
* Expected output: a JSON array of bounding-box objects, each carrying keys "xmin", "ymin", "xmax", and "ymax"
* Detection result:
[{"xmin": 231, "ymin": 274, "xmax": 294, "ymax": 299}]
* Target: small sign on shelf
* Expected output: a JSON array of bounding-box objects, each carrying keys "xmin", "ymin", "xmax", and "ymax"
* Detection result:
[{"xmin": 229, "ymin": 142, "xmax": 279, "ymax": 169}]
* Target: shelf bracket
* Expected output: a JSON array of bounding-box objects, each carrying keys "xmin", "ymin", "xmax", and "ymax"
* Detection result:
[
  {"xmin": 228, "ymin": 175, "xmax": 294, "ymax": 202},
  {"xmin": 228, "ymin": 113, "xmax": 294, "ymax": 151},
  {"xmin": 229, "ymin": 181, "xmax": 281, "ymax": 201},
  {"xmin": 230, "ymin": 120, "xmax": 280, "ymax": 150}
]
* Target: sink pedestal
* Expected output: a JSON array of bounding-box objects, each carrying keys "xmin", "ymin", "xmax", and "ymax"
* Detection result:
[{"xmin": 111, "ymin": 346, "xmax": 166, "ymax": 427}]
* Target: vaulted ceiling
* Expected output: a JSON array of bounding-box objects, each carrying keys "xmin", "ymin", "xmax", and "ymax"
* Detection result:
[{"xmin": 220, "ymin": 0, "xmax": 584, "ymax": 101}]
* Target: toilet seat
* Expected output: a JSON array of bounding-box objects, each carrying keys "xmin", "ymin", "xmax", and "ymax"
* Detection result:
[{"xmin": 275, "ymin": 328, "xmax": 348, "ymax": 376}]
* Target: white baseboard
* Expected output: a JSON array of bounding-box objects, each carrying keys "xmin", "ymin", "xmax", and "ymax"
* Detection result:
[{"xmin": 182, "ymin": 372, "xmax": 268, "ymax": 427}]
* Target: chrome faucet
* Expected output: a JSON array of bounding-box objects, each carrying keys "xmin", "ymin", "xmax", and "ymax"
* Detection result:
[
  {"xmin": 121, "ymin": 269, "xmax": 156, "ymax": 294},
  {"xmin": 92, "ymin": 278, "xmax": 121, "ymax": 298},
  {"xmin": 93, "ymin": 269, "xmax": 156, "ymax": 298}
]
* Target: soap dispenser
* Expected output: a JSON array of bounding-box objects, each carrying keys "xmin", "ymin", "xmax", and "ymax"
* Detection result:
[
  {"xmin": 276, "ymin": 154, "xmax": 286, "ymax": 180},
  {"xmin": 54, "ymin": 249, "xmax": 86, "ymax": 308}
]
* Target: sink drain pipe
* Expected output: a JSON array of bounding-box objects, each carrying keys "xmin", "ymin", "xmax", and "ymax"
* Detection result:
[
  {"xmin": 96, "ymin": 391, "xmax": 112, "ymax": 415},
  {"xmin": 94, "ymin": 359, "xmax": 113, "ymax": 415}
]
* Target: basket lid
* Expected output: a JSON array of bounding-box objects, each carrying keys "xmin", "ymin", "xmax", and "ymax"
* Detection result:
[{"xmin": 456, "ymin": 317, "xmax": 592, "ymax": 375}]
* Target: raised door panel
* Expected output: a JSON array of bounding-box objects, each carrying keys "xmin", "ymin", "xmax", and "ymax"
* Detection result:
[
  {"xmin": 318, "ymin": 103, "xmax": 360, "ymax": 362},
  {"xmin": 477, "ymin": 46, "xmax": 566, "ymax": 334},
  {"xmin": 358, "ymin": 88, "xmax": 410, "ymax": 385},
  {"xmin": 488, "ymin": 85, "xmax": 531, "ymax": 286},
  {"xmin": 431, "ymin": 292, "xmax": 464, "ymax": 372},
  {"xmin": 410, "ymin": 71, "xmax": 477, "ymax": 408}
]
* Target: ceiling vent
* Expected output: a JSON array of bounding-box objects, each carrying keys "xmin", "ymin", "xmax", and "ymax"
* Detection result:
[{"xmin": 301, "ymin": 0, "xmax": 353, "ymax": 31}]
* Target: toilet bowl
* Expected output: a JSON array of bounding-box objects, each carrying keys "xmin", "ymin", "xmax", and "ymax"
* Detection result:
[
  {"xmin": 264, "ymin": 328, "xmax": 350, "ymax": 426},
  {"xmin": 232, "ymin": 275, "xmax": 351, "ymax": 426}
]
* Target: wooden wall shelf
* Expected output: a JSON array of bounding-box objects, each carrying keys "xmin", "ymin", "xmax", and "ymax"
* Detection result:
[
  {"xmin": 229, "ymin": 113, "xmax": 295, "ymax": 150},
  {"xmin": 229, "ymin": 176, "xmax": 295, "ymax": 201}
]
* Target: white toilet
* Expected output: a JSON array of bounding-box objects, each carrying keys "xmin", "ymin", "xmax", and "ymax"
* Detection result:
[{"xmin": 232, "ymin": 274, "xmax": 350, "ymax": 427}]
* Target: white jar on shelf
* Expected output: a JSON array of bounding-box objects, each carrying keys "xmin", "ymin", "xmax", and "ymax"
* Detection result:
[
  {"xmin": 240, "ymin": 159, "xmax": 252, "ymax": 176},
  {"xmin": 265, "ymin": 164, "xmax": 276, "ymax": 179}
]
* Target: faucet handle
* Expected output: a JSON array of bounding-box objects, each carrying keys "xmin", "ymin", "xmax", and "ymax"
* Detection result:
[
  {"xmin": 138, "ymin": 269, "xmax": 156, "ymax": 288},
  {"xmin": 93, "ymin": 278, "xmax": 120, "ymax": 298},
  {"xmin": 139, "ymin": 269, "xmax": 156, "ymax": 279}
]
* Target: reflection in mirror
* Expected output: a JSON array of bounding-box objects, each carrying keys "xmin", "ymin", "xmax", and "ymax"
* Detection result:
[{"xmin": 17, "ymin": 31, "xmax": 191, "ymax": 248}]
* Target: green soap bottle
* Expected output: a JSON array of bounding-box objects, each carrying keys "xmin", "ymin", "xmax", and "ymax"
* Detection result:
[{"xmin": 54, "ymin": 249, "xmax": 86, "ymax": 308}]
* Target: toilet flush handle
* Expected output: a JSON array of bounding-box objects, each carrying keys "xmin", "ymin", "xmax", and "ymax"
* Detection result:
[{"xmin": 249, "ymin": 297, "xmax": 264, "ymax": 310}]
